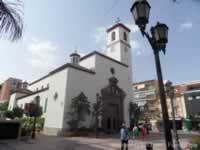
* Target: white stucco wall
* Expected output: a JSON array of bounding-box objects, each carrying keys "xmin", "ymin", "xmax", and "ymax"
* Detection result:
[
  {"xmin": 16, "ymin": 90, "xmax": 49, "ymax": 116},
  {"xmin": 106, "ymin": 42, "xmax": 121, "ymax": 63},
  {"xmin": 79, "ymin": 55, "xmax": 96, "ymax": 70},
  {"xmin": 8, "ymin": 92, "xmax": 29, "ymax": 110},
  {"xmin": 63, "ymin": 67, "xmax": 96, "ymax": 129},
  {"xmin": 8, "ymin": 94, "xmax": 17, "ymax": 110},
  {"xmin": 12, "ymin": 68, "xmax": 69, "ymax": 133},
  {"xmin": 44, "ymin": 69, "xmax": 68, "ymax": 130}
]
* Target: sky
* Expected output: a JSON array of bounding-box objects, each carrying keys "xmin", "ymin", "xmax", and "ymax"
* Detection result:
[{"xmin": 0, "ymin": 0, "xmax": 200, "ymax": 84}]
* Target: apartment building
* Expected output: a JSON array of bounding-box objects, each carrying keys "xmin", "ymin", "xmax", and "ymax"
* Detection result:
[
  {"xmin": 0, "ymin": 78, "xmax": 28, "ymax": 103},
  {"xmin": 184, "ymin": 81, "xmax": 200, "ymax": 117},
  {"xmin": 132, "ymin": 80, "xmax": 160, "ymax": 119}
]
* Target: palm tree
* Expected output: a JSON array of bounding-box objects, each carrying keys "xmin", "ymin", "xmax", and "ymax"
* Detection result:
[{"xmin": 0, "ymin": 0, "xmax": 23, "ymax": 41}]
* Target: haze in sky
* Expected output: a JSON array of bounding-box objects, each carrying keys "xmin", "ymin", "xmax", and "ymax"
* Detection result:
[{"xmin": 0, "ymin": 0, "xmax": 199, "ymax": 84}]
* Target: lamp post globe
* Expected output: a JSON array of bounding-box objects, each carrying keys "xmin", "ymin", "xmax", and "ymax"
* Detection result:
[
  {"xmin": 165, "ymin": 80, "xmax": 174, "ymax": 97},
  {"xmin": 130, "ymin": 0, "xmax": 151, "ymax": 31},
  {"xmin": 151, "ymin": 22, "xmax": 169, "ymax": 52},
  {"xmin": 154, "ymin": 22, "xmax": 169, "ymax": 45}
]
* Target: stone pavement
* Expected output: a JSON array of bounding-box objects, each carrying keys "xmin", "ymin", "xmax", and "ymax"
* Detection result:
[{"xmin": 0, "ymin": 132, "xmax": 197, "ymax": 150}]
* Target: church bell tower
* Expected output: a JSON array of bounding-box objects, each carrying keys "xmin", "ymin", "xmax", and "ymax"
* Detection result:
[{"xmin": 105, "ymin": 20, "xmax": 132, "ymax": 66}]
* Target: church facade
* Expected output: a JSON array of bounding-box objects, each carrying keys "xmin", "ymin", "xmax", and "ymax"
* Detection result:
[{"xmin": 8, "ymin": 22, "xmax": 133, "ymax": 135}]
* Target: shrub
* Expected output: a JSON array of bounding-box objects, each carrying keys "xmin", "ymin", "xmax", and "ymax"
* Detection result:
[
  {"xmin": 0, "ymin": 102, "xmax": 9, "ymax": 111},
  {"xmin": 13, "ymin": 107, "xmax": 24, "ymax": 118},
  {"xmin": 4, "ymin": 110, "xmax": 15, "ymax": 119},
  {"xmin": 17, "ymin": 117, "xmax": 45, "ymax": 132},
  {"xmin": 190, "ymin": 136, "xmax": 200, "ymax": 150},
  {"xmin": 21, "ymin": 128, "xmax": 31, "ymax": 137},
  {"xmin": 67, "ymin": 92, "xmax": 90, "ymax": 131}
]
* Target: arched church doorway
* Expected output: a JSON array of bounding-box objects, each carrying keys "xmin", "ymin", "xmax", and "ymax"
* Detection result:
[{"xmin": 100, "ymin": 69, "xmax": 126, "ymax": 133}]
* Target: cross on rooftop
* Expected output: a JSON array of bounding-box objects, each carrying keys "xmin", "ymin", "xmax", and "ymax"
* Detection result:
[{"xmin": 116, "ymin": 17, "xmax": 121, "ymax": 24}]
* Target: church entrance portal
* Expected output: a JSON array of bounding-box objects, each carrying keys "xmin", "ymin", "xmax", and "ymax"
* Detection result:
[{"xmin": 100, "ymin": 68, "xmax": 126, "ymax": 133}]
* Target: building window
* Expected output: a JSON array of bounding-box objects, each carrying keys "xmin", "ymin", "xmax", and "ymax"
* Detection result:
[
  {"xmin": 11, "ymin": 81, "xmax": 17, "ymax": 89},
  {"xmin": 44, "ymin": 98, "xmax": 48, "ymax": 113},
  {"xmin": 112, "ymin": 32, "xmax": 115, "ymax": 41},
  {"xmin": 41, "ymin": 85, "xmax": 44, "ymax": 89},
  {"xmin": 47, "ymin": 83, "xmax": 49, "ymax": 88},
  {"xmin": 124, "ymin": 32, "xmax": 127, "ymax": 41},
  {"xmin": 188, "ymin": 97, "xmax": 193, "ymax": 101},
  {"xmin": 196, "ymin": 96, "xmax": 200, "ymax": 99}
]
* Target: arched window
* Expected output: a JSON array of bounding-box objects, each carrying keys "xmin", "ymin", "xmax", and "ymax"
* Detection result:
[
  {"xmin": 112, "ymin": 32, "xmax": 115, "ymax": 41},
  {"xmin": 123, "ymin": 32, "xmax": 127, "ymax": 41}
]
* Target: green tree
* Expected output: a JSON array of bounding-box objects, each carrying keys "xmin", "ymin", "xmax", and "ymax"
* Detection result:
[
  {"xmin": 13, "ymin": 107, "xmax": 24, "ymax": 118},
  {"xmin": 4, "ymin": 110, "xmax": 15, "ymax": 119},
  {"xmin": 0, "ymin": 101, "xmax": 9, "ymax": 111},
  {"xmin": 129, "ymin": 102, "xmax": 141, "ymax": 127},
  {"xmin": 0, "ymin": 0, "xmax": 23, "ymax": 41},
  {"xmin": 67, "ymin": 92, "xmax": 91, "ymax": 131}
]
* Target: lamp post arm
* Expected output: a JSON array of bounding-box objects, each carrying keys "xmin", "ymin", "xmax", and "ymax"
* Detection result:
[{"xmin": 140, "ymin": 29, "xmax": 155, "ymax": 52}]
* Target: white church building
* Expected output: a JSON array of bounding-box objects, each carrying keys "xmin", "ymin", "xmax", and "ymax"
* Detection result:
[{"xmin": 8, "ymin": 22, "xmax": 133, "ymax": 135}]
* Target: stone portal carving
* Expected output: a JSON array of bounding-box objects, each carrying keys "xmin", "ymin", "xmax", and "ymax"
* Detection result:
[{"xmin": 100, "ymin": 71, "xmax": 126, "ymax": 133}]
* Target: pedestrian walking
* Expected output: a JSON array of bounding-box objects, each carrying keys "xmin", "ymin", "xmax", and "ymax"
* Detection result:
[
  {"xmin": 132, "ymin": 125, "xmax": 139, "ymax": 139},
  {"xmin": 120, "ymin": 123, "xmax": 129, "ymax": 150},
  {"xmin": 141, "ymin": 125, "xmax": 147, "ymax": 140}
]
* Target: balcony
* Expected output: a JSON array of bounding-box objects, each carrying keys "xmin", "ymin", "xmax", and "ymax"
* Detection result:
[{"xmin": 133, "ymin": 89, "xmax": 157, "ymax": 100}]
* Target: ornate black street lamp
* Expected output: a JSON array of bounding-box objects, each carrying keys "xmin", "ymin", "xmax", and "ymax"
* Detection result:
[
  {"xmin": 165, "ymin": 81, "xmax": 181, "ymax": 150},
  {"xmin": 130, "ymin": 0, "xmax": 173, "ymax": 149}
]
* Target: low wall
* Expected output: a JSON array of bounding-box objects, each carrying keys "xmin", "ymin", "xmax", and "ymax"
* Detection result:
[{"xmin": 0, "ymin": 120, "xmax": 21, "ymax": 140}]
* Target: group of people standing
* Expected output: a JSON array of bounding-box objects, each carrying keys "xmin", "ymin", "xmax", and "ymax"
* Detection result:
[
  {"xmin": 132, "ymin": 124, "xmax": 147, "ymax": 140},
  {"xmin": 120, "ymin": 123, "xmax": 148, "ymax": 150}
]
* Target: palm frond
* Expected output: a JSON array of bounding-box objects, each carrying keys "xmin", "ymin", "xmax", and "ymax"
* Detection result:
[{"xmin": 0, "ymin": 0, "xmax": 23, "ymax": 41}]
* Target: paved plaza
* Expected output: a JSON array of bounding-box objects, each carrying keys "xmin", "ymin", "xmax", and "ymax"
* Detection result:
[{"xmin": 0, "ymin": 132, "xmax": 197, "ymax": 150}]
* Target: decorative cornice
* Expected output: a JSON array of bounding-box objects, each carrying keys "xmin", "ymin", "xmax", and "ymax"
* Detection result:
[
  {"xmin": 49, "ymin": 63, "xmax": 95, "ymax": 75},
  {"xmin": 106, "ymin": 23, "xmax": 131, "ymax": 33},
  {"xmin": 10, "ymin": 89, "xmax": 33, "ymax": 95},
  {"xmin": 106, "ymin": 40, "xmax": 131, "ymax": 48}
]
